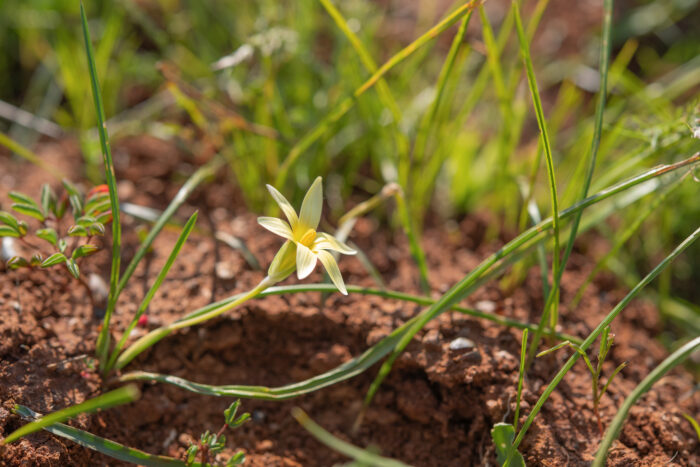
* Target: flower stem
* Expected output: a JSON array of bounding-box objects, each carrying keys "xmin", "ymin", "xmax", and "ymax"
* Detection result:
[{"xmin": 112, "ymin": 276, "xmax": 274, "ymax": 372}]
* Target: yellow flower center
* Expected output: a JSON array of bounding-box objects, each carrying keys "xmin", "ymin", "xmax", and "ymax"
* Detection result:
[{"xmin": 298, "ymin": 228, "xmax": 317, "ymax": 248}]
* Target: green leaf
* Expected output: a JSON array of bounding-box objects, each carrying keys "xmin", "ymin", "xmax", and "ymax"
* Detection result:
[
  {"xmin": 30, "ymin": 254, "xmax": 43, "ymax": 267},
  {"xmin": 36, "ymin": 228, "xmax": 58, "ymax": 247},
  {"xmin": 96, "ymin": 211, "xmax": 112, "ymax": 225},
  {"xmin": 61, "ymin": 179, "xmax": 80, "ymax": 197},
  {"xmin": 0, "ymin": 226, "xmax": 20, "ymax": 237},
  {"xmin": 11, "ymin": 404, "xmax": 195, "ymax": 466},
  {"xmin": 55, "ymin": 197, "xmax": 68, "ymax": 219},
  {"xmin": 185, "ymin": 445, "xmax": 198, "ymax": 464},
  {"xmin": 66, "ymin": 259, "xmax": 80, "ymax": 278},
  {"xmin": 88, "ymin": 222, "xmax": 106, "ymax": 236},
  {"xmin": 72, "ymin": 244, "xmax": 99, "ymax": 259},
  {"xmin": 17, "ymin": 221, "xmax": 28, "ymax": 236},
  {"xmin": 76, "ymin": 215, "xmax": 98, "ymax": 227},
  {"xmin": 40, "ymin": 184, "xmax": 56, "ymax": 217},
  {"xmin": 41, "ymin": 252, "xmax": 67, "ymax": 267},
  {"xmin": 69, "ymin": 194, "xmax": 84, "ymax": 217},
  {"xmin": 7, "ymin": 256, "xmax": 29, "ymax": 269},
  {"xmin": 85, "ymin": 193, "xmax": 109, "ymax": 212},
  {"xmin": 68, "ymin": 225, "xmax": 88, "ymax": 237},
  {"xmin": 11, "ymin": 203, "xmax": 46, "ymax": 222},
  {"xmin": 58, "ymin": 238, "xmax": 67, "ymax": 253},
  {"xmin": 3, "ymin": 385, "xmax": 140, "ymax": 444},
  {"xmin": 226, "ymin": 452, "xmax": 246, "ymax": 466},
  {"xmin": 8, "ymin": 191, "xmax": 39, "ymax": 208},
  {"xmin": 491, "ymin": 423, "xmax": 525, "ymax": 467},
  {"xmin": 0, "ymin": 211, "xmax": 20, "ymax": 230},
  {"xmin": 682, "ymin": 413, "xmax": 700, "ymax": 441},
  {"xmin": 224, "ymin": 400, "xmax": 241, "ymax": 426}
]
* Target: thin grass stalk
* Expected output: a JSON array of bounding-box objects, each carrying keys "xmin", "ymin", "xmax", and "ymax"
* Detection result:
[
  {"xmin": 513, "ymin": 0, "xmax": 562, "ymax": 334},
  {"xmin": 292, "ymin": 408, "xmax": 410, "ymax": 467},
  {"xmin": 81, "ymin": 3, "xmax": 122, "ymax": 369},
  {"xmin": 514, "ymin": 329, "xmax": 528, "ymax": 431},
  {"xmin": 0, "ymin": 132, "xmax": 66, "ymax": 179},
  {"xmin": 105, "ymin": 212, "xmax": 199, "ymax": 373},
  {"xmin": 275, "ymin": 0, "xmax": 481, "ymax": 187},
  {"xmin": 114, "ymin": 276, "xmax": 273, "ymax": 370},
  {"xmin": 412, "ymin": 12, "xmax": 472, "ymax": 169},
  {"xmin": 593, "ymin": 336, "xmax": 700, "ymax": 465},
  {"xmin": 11, "ymin": 405, "xmax": 196, "ymax": 466},
  {"xmin": 572, "ymin": 177, "xmax": 683, "ymax": 308},
  {"xmin": 318, "ymin": 0, "xmax": 401, "ymax": 122},
  {"xmin": 116, "ymin": 157, "xmax": 224, "ymax": 296},
  {"xmin": 360, "ymin": 155, "xmax": 698, "ymax": 411},
  {"xmin": 505, "ymin": 226, "xmax": 700, "ymax": 466},
  {"xmin": 528, "ymin": 0, "xmax": 614, "ymax": 363},
  {"xmin": 2, "ymin": 385, "xmax": 139, "ymax": 444}
]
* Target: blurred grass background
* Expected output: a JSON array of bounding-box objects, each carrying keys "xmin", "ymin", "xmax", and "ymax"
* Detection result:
[{"xmin": 1, "ymin": 0, "xmax": 699, "ymax": 343}]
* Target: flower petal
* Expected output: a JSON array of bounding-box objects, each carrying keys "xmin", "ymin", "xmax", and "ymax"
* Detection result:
[
  {"xmin": 299, "ymin": 176, "xmax": 323, "ymax": 230},
  {"xmin": 312, "ymin": 232, "xmax": 356, "ymax": 255},
  {"xmin": 317, "ymin": 250, "xmax": 348, "ymax": 295},
  {"xmin": 296, "ymin": 243, "xmax": 317, "ymax": 279},
  {"xmin": 257, "ymin": 216, "xmax": 293, "ymax": 240},
  {"xmin": 267, "ymin": 240, "xmax": 297, "ymax": 281},
  {"xmin": 266, "ymin": 184, "xmax": 299, "ymax": 226}
]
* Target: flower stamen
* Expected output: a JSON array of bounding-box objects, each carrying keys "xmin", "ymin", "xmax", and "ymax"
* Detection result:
[{"xmin": 299, "ymin": 228, "xmax": 317, "ymax": 247}]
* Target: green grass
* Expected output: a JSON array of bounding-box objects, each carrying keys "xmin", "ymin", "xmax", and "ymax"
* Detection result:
[{"xmin": 1, "ymin": 0, "xmax": 699, "ymax": 465}]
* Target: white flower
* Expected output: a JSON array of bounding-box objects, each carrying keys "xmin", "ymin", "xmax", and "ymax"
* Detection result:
[{"xmin": 258, "ymin": 177, "xmax": 356, "ymax": 294}]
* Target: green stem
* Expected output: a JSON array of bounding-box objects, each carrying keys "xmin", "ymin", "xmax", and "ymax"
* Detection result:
[
  {"xmin": 592, "ymin": 336, "xmax": 700, "ymax": 466},
  {"xmin": 505, "ymin": 226, "xmax": 700, "ymax": 466},
  {"xmin": 114, "ymin": 277, "xmax": 274, "ymax": 370}
]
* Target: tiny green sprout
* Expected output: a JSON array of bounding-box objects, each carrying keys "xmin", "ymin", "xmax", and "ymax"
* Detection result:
[
  {"xmin": 537, "ymin": 326, "xmax": 626, "ymax": 435},
  {"xmin": 259, "ymin": 176, "xmax": 356, "ymax": 294},
  {"xmin": 1, "ymin": 182, "xmax": 112, "ymax": 311},
  {"xmin": 185, "ymin": 400, "xmax": 249, "ymax": 467}
]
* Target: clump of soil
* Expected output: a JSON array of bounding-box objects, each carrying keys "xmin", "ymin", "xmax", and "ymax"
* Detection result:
[{"xmin": 1, "ymin": 139, "xmax": 698, "ymax": 466}]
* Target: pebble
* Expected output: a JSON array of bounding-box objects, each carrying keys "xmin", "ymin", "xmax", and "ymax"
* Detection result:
[
  {"xmin": 449, "ymin": 337, "xmax": 475, "ymax": 351},
  {"xmin": 215, "ymin": 261, "xmax": 235, "ymax": 280},
  {"xmin": 475, "ymin": 300, "xmax": 496, "ymax": 313}
]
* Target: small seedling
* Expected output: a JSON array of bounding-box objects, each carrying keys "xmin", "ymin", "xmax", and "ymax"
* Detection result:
[
  {"xmin": 0, "ymin": 182, "xmax": 112, "ymax": 309},
  {"xmin": 537, "ymin": 326, "xmax": 626, "ymax": 435},
  {"xmin": 185, "ymin": 400, "xmax": 250, "ymax": 467}
]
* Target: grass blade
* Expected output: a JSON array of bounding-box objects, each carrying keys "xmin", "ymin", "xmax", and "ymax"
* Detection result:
[
  {"xmin": 593, "ymin": 336, "xmax": 700, "ymax": 466},
  {"xmin": 530, "ymin": 0, "xmax": 614, "ymax": 359},
  {"xmin": 80, "ymin": 2, "xmax": 122, "ymax": 369},
  {"xmin": 513, "ymin": 329, "xmax": 528, "ymax": 431},
  {"xmin": 117, "ymin": 157, "xmax": 224, "ymax": 296},
  {"xmin": 2, "ymin": 385, "xmax": 139, "ymax": 444},
  {"xmin": 105, "ymin": 211, "xmax": 199, "ymax": 372},
  {"xmin": 512, "ymin": 0, "xmax": 561, "ymax": 340},
  {"xmin": 318, "ymin": 0, "xmax": 401, "ymax": 123},
  {"xmin": 10, "ymin": 405, "xmax": 195, "ymax": 466},
  {"xmin": 291, "ymin": 408, "xmax": 410, "ymax": 467},
  {"xmin": 506, "ymin": 226, "xmax": 700, "ymax": 465},
  {"xmin": 0, "ymin": 132, "xmax": 66, "ymax": 179},
  {"xmin": 275, "ymin": 0, "xmax": 481, "ymax": 187}
]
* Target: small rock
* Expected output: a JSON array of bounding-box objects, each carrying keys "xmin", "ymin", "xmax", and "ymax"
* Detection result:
[
  {"xmin": 475, "ymin": 300, "xmax": 496, "ymax": 313},
  {"xmin": 257, "ymin": 439, "xmax": 274, "ymax": 451},
  {"xmin": 449, "ymin": 337, "xmax": 475, "ymax": 351},
  {"xmin": 215, "ymin": 261, "xmax": 235, "ymax": 280},
  {"xmin": 1, "ymin": 238, "xmax": 18, "ymax": 261},
  {"xmin": 88, "ymin": 274, "xmax": 109, "ymax": 301}
]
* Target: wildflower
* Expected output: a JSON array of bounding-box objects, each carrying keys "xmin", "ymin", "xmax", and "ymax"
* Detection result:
[{"xmin": 258, "ymin": 177, "xmax": 356, "ymax": 294}]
